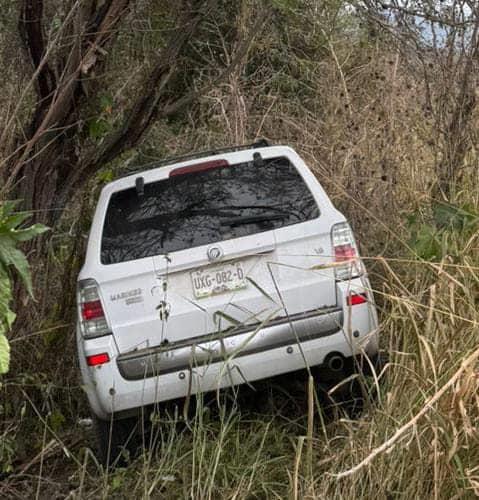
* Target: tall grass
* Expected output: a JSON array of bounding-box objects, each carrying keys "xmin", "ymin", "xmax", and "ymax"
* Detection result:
[
  {"xmin": 97, "ymin": 247, "xmax": 478, "ymax": 499},
  {"xmin": 2, "ymin": 187, "xmax": 479, "ymax": 499},
  {"xmin": 1, "ymin": 14, "xmax": 479, "ymax": 498}
]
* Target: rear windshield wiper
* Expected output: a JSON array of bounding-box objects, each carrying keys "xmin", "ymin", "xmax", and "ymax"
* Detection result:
[
  {"xmin": 178, "ymin": 205, "xmax": 300, "ymax": 221},
  {"xmin": 121, "ymin": 206, "xmax": 300, "ymax": 233},
  {"xmin": 220, "ymin": 213, "xmax": 288, "ymax": 227},
  {"xmin": 216, "ymin": 204, "xmax": 302, "ymax": 219}
]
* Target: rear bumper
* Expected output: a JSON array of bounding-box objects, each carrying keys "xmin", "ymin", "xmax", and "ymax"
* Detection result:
[
  {"xmin": 83, "ymin": 328, "xmax": 378, "ymax": 420},
  {"xmin": 78, "ymin": 278, "xmax": 379, "ymax": 419},
  {"xmin": 117, "ymin": 307, "xmax": 343, "ymax": 380}
]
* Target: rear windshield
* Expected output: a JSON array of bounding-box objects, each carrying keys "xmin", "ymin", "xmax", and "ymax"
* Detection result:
[{"xmin": 101, "ymin": 156, "xmax": 320, "ymax": 264}]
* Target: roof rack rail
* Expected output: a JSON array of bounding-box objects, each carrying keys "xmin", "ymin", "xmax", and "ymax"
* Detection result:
[{"xmin": 121, "ymin": 139, "xmax": 271, "ymax": 177}]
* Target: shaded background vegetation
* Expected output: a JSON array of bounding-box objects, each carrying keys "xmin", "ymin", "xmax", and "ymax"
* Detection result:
[{"xmin": 1, "ymin": 0, "xmax": 479, "ymax": 498}]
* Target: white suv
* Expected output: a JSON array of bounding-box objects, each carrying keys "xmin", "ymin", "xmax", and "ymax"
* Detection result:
[{"xmin": 77, "ymin": 142, "xmax": 379, "ymax": 463}]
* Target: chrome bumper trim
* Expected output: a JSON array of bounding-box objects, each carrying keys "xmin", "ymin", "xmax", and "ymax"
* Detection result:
[{"xmin": 117, "ymin": 307, "xmax": 343, "ymax": 380}]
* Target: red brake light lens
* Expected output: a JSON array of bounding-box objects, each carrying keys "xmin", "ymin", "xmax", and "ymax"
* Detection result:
[
  {"xmin": 334, "ymin": 244, "xmax": 357, "ymax": 262},
  {"xmin": 86, "ymin": 352, "xmax": 110, "ymax": 366},
  {"xmin": 347, "ymin": 293, "xmax": 368, "ymax": 306},
  {"xmin": 81, "ymin": 300, "xmax": 104, "ymax": 320},
  {"xmin": 169, "ymin": 159, "xmax": 229, "ymax": 177}
]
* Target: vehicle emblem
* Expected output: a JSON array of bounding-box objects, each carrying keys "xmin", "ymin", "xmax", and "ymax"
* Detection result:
[{"xmin": 207, "ymin": 246, "xmax": 223, "ymax": 261}]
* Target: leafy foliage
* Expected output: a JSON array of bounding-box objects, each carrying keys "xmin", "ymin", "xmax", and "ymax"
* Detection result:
[
  {"xmin": 407, "ymin": 201, "xmax": 479, "ymax": 261},
  {"xmin": 0, "ymin": 201, "xmax": 48, "ymax": 374}
]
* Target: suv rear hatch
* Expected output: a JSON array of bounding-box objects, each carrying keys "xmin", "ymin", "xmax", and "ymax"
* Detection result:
[{"xmin": 95, "ymin": 155, "xmax": 337, "ymax": 354}]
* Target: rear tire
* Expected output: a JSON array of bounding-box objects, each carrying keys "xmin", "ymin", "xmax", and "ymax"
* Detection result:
[
  {"xmin": 348, "ymin": 351, "xmax": 389, "ymax": 415},
  {"xmin": 93, "ymin": 415, "xmax": 139, "ymax": 467},
  {"xmin": 315, "ymin": 352, "xmax": 388, "ymax": 418}
]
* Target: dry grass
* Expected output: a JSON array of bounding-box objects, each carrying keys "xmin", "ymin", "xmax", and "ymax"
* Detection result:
[
  {"xmin": 1, "ymin": 9, "xmax": 479, "ymax": 499},
  {"xmin": 3, "ymin": 248, "xmax": 479, "ymax": 499}
]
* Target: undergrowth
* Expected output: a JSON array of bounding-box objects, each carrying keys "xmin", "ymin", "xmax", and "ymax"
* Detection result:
[
  {"xmin": 1, "ymin": 4, "xmax": 479, "ymax": 498},
  {"xmin": 2, "ymin": 178, "xmax": 479, "ymax": 499}
]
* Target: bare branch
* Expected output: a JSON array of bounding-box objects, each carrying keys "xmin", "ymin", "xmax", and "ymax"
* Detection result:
[
  {"xmin": 54, "ymin": 5, "xmax": 267, "ymax": 207},
  {"xmin": 3, "ymin": 0, "xmax": 131, "ymax": 197}
]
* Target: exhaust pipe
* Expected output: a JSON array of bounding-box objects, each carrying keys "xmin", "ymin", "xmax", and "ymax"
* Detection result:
[{"xmin": 327, "ymin": 354, "xmax": 345, "ymax": 372}]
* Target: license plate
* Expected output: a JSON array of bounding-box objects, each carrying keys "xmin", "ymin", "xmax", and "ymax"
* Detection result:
[{"xmin": 191, "ymin": 262, "xmax": 247, "ymax": 299}]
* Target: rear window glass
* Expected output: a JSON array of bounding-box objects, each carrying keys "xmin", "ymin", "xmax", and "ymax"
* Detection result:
[{"xmin": 101, "ymin": 156, "xmax": 319, "ymax": 264}]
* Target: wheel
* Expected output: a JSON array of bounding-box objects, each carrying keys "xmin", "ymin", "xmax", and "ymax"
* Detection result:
[
  {"xmin": 315, "ymin": 352, "xmax": 389, "ymax": 419},
  {"xmin": 93, "ymin": 415, "xmax": 139, "ymax": 467},
  {"xmin": 348, "ymin": 351, "xmax": 389, "ymax": 414},
  {"xmin": 351, "ymin": 351, "xmax": 389, "ymax": 377}
]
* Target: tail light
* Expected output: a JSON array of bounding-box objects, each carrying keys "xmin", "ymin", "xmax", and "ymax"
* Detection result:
[
  {"xmin": 78, "ymin": 279, "xmax": 111, "ymax": 338},
  {"xmin": 331, "ymin": 222, "xmax": 362, "ymax": 280},
  {"xmin": 86, "ymin": 352, "xmax": 110, "ymax": 366},
  {"xmin": 347, "ymin": 292, "xmax": 368, "ymax": 306}
]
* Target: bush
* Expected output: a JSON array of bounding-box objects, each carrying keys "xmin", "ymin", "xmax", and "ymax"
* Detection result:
[{"xmin": 0, "ymin": 201, "xmax": 47, "ymax": 374}]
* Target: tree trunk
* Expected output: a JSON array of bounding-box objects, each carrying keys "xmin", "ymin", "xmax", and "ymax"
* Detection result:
[{"xmin": 9, "ymin": 0, "xmax": 264, "ymax": 231}]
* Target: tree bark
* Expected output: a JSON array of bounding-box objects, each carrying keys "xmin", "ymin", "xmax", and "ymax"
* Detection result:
[
  {"xmin": 12, "ymin": 0, "xmax": 131, "ymax": 219},
  {"xmin": 8, "ymin": 0, "xmax": 266, "ymax": 232}
]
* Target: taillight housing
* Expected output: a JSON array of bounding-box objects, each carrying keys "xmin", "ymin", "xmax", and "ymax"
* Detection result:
[
  {"xmin": 78, "ymin": 279, "xmax": 111, "ymax": 338},
  {"xmin": 331, "ymin": 222, "xmax": 362, "ymax": 280}
]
